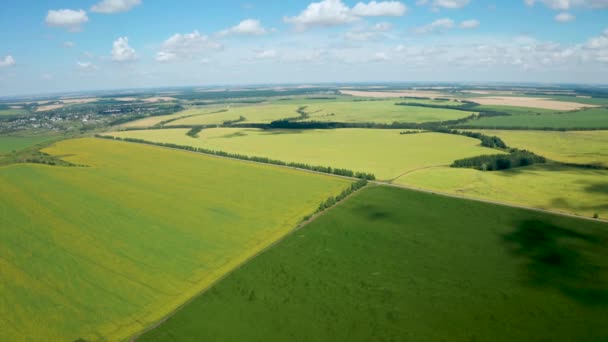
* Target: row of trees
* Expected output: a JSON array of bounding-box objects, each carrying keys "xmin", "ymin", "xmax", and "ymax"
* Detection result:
[
  {"xmin": 96, "ymin": 135, "xmax": 376, "ymax": 180},
  {"xmin": 186, "ymin": 127, "xmax": 204, "ymax": 138},
  {"xmin": 312, "ymin": 179, "xmax": 368, "ymax": 216},
  {"xmin": 451, "ymin": 149, "xmax": 546, "ymax": 171}
]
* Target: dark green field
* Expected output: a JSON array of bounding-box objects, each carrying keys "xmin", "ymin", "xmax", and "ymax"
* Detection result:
[
  {"xmin": 139, "ymin": 185, "xmax": 608, "ymax": 342},
  {"xmin": 460, "ymin": 107, "xmax": 608, "ymax": 129}
]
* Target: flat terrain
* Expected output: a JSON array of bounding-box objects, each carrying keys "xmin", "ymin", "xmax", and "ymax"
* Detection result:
[
  {"xmin": 395, "ymin": 164, "xmax": 608, "ymax": 218},
  {"xmin": 472, "ymin": 129, "xmax": 608, "ymax": 166},
  {"xmin": 340, "ymin": 89, "xmax": 448, "ymax": 98},
  {"xmin": 109, "ymin": 128, "xmax": 499, "ymax": 180},
  {"xmin": 469, "ymin": 96, "xmax": 596, "ymax": 110},
  {"xmin": 139, "ymin": 185, "xmax": 608, "ymax": 342},
  {"xmin": 459, "ymin": 107, "xmax": 608, "ymax": 129},
  {"xmin": 300, "ymin": 99, "xmax": 473, "ymax": 123},
  {"xmin": 167, "ymin": 104, "xmax": 300, "ymax": 126},
  {"xmin": 0, "ymin": 135, "xmax": 56, "ymax": 153},
  {"xmin": 121, "ymin": 107, "xmax": 223, "ymax": 128},
  {"xmin": 0, "ymin": 138, "xmax": 350, "ymax": 342}
]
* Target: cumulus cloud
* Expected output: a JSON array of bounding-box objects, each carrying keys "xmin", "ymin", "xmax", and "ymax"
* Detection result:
[
  {"xmin": 585, "ymin": 28, "xmax": 608, "ymax": 49},
  {"xmin": 372, "ymin": 22, "xmax": 392, "ymax": 31},
  {"xmin": 219, "ymin": 19, "xmax": 268, "ymax": 36},
  {"xmin": 555, "ymin": 12, "xmax": 575, "ymax": 22},
  {"xmin": 156, "ymin": 31, "xmax": 222, "ymax": 62},
  {"xmin": 91, "ymin": 0, "xmax": 142, "ymax": 13},
  {"xmin": 63, "ymin": 41, "xmax": 75, "ymax": 48},
  {"xmin": 284, "ymin": 0, "xmax": 406, "ymax": 29},
  {"xmin": 45, "ymin": 9, "xmax": 89, "ymax": 32},
  {"xmin": 0, "ymin": 55, "xmax": 15, "ymax": 67},
  {"xmin": 111, "ymin": 37, "xmax": 137, "ymax": 62},
  {"xmin": 459, "ymin": 19, "xmax": 479, "ymax": 29},
  {"xmin": 76, "ymin": 61, "xmax": 98, "ymax": 71},
  {"xmin": 415, "ymin": 18, "xmax": 454, "ymax": 34},
  {"xmin": 371, "ymin": 52, "xmax": 390, "ymax": 61},
  {"xmin": 417, "ymin": 0, "xmax": 471, "ymax": 9},
  {"xmin": 351, "ymin": 1, "xmax": 407, "ymax": 16},
  {"xmin": 524, "ymin": 0, "xmax": 608, "ymax": 9}
]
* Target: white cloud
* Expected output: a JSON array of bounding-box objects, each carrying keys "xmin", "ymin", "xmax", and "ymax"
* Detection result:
[
  {"xmin": 45, "ymin": 9, "xmax": 89, "ymax": 32},
  {"xmin": 0, "ymin": 55, "xmax": 15, "ymax": 67},
  {"xmin": 219, "ymin": 19, "xmax": 268, "ymax": 36},
  {"xmin": 372, "ymin": 22, "xmax": 392, "ymax": 31},
  {"xmin": 41, "ymin": 73, "xmax": 53, "ymax": 80},
  {"xmin": 284, "ymin": 0, "xmax": 406, "ymax": 29},
  {"xmin": 415, "ymin": 18, "xmax": 454, "ymax": 34},
  {"xmin": 256, "ymin": 49, "xmax": 278, "ymax": 59},
  {"xmin": 555, "ymin": 12, "xmax": 575, "ymax": 22},
  {"xmin": 459, "ymin": 19, "xmax": 479, "ymax": 29},
  {"xmin": 524, "ymin": 0, "xmax": 608, "ymax": 9},
  {"xmin": 111, "ymin": 37, "xmax": 137, "ymax": 62},
  {"xmin": 91, "ymin": 0, "xmax": 142, "ymax": 13},
  {"xmin": 156, "ymin": 31, "xmax": 222, "ymax": 62},
  {"xmin": 417, "ymin": 0, "xmax": 471, "ymax": 9},
  {"xmin": 351, "ymin": 1, "xmax": 407, "ymax": 16},
  {"xmin": 63, "ymin": 41, "xmax": 75, "ymax": 48},
  {"xmin": 76, "ymin": 61, "xmax": 98, "ymax": 71},
  {"xmin": 585, "ymin": 28, "xmax": 608, "ymax": 49},
  {"xmin": 371, "ymin": 52, "xmax": 390, "ymax": 61}
]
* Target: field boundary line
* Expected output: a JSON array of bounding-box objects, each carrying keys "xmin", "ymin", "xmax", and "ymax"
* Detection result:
[
  {"xmin": 95, "ymin": 136, "xmax": 608, "ymax": 224},
  {"xmin": 127, "ymin": 182, "xmax": 370, "ymax": 341}
]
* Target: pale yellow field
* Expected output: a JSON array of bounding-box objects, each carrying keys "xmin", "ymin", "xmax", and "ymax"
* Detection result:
[
  {"xmin": 340, "ymin": 89, "xmax": 449, "ymax": 99},
  {"xmin": 121, "ymin": 107, "xmax": 223, "ymax": 128},
  {"xmin": 35, "ymin": 104, "xmax": 64, "ymax": 112},
  {"xmin": 469, "ymin": 96, "xmax": 595, "ymax": 110},
  {"xmin": 109, "ymin": 128, "xmax": 500, "ymax": 180},
  {"xmin": 167, "ymin": 104, "xmax": 301, "ymax": 126},
  {"xmin": 473, "ymin": 130, "xmax": 608, "ymax": 167},
  {"xmin": 395, "ymin": 165, "xmax": 608, "ymax": 218}
]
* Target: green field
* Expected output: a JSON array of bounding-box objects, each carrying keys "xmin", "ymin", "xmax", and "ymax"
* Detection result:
[
  {"xmin": 109, "ymin": 128, "xmax": 499, "ymax": 180},
  {"xmin": 122, "ymin": 107, "xmax": 224, "ymax": 128},
  {"xmin": 472, "ymin": 130, "xmax": 608, "ymax": 166},
  {"xmin": 140, "ymin": 185, "xmax": 608, "ymax": 342},
  {"xmin": 300, "ymin": 99, "xmax": 473, "ymax": 123},
  {"xmin": 0, "ymin": 108, "xmax": 30, "ymax": 116},
  {"xmin": 0, "ymin": 135, "xmax": 56, "ymax": 153},
  {"xmin": 395, "ymin": 164, "xmax": 608, "ymax": 218},
  {"xmin": 470, "ymin": 104, "xmax": 561, "ymax": 116},
  {"xmin": 547, "ymin": 95, "xmax": 608, "ymax": 106},
  {"xmin": 0, "ymin": 138, "xmax": 350, "ymax": 341},
  {"xmin": 459, "ymin": 107, "xmax": 608, "ymax": 129}
]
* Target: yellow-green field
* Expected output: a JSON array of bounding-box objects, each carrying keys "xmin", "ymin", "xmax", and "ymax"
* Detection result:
[
  {"xmin": 121, "ymin": 107, "xmax": 223, "ymax": 128},
  {"xmin": 472, "ymin": 130, "xmax": 608, "ymax": 167},
  {"xmin": 395, "ymin": 164, "xmax": 608, "ymax": 218},
  {"xmin": 0, "ymin": 138, "xmax": 350, "ymax": 341},
  {"xmin": 167, "ymin": 104, "xmax": 301, "ymax": 126},
  {"xmin": 300, "ymin": 99, "xmax": 474, "ymax": 123},
  {"xmin": 109, "ymin": 128, "xmax": 499, "ymax": 180}
]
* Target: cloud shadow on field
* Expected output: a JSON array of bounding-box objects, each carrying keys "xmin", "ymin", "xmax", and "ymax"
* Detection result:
[
  {"xmin": 584, "ymin": 182, "xmax": 608, "ymax": 195},
  {"xmin": 259, "ymin": 129, "xmax": 305, "ymax": 136},
  {"xmin": 502, "ymin": 219, "xmax": 608, "ymax": 305}
]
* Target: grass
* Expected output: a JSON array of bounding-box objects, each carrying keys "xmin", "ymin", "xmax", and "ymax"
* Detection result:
[
  {"xmin": 547, "ymin": 95, "xmax": 608, "ymax": 106},
  {"xmin": 395, "ymin": 164, "xmax": 608, "ymax": 218},
  {"xmin": 471, "ymin": 130, "xmax": 608, "ymax": 167},
  {"xmin": 121, "ymin": 107, "xmax": 223, "ymax": 128},
  {"xmin": 300, "ymin": 99, "xmax": 473, "ymax": 123},
  {"xmin": 167, "ymin": 104, "xmax": 301, "ymax": 126},
  {"xmin": 0, "ymin": 108, "xmax": 30, "ymax": 116},
  {"xmin": 139, "ymin": 185, "xmax": 608, "ymax": 342},
  {"xmin": 0, "ymin": 138, "xmax": 351, "ymax": 342},
  {"xmin": 0, "ymin": 135, "xmax": 57, "ymax": 153},
  {"xmin": 458, "ymin": 107, "xmax": 608, "ymax": 129},
  {"xmin": 470, "ymin": 104, "xmax": 561, "ymax": 116},
  {"xmin": 108, "ymin": 128, "xmax": 500, "ymax": 180}
]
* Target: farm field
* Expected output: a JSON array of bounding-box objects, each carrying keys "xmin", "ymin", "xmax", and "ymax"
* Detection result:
[
  {"xmin": 547, "ymin": 95, "xmax": 608, "ymax": 106},
  {"xmin": 0, "ymin": 138, "xmax": 351, "ymax": 342},
  {"xmin": 167, "ymin": 104, "xmax": 301, "ymax": 126},
  {"xmin": 395, "ymin": 164, "xmax": 608, "ymax": 218},
  {"xmin": 458, "ymin": 107, "xmax": 608, "ymax": 129},
  {"xmin": 139, "ymin": 185, "xmax": 608, "ymax": 342},
  {"xmin": 467, "ymin": 96, "xmax": 595, "ymax": 110},
  {"xmin": 472, "ymin": 129, "xmax": 608, "ymax": 166},
  {"xmin": 469, "ymin": 104, "xmax": 561, "ymax": 116},
  {"xmin": 0, "ymin": 135, "xmax": 56, "ymax": 153},
  {"xmin": 108, "ymin": 128, "xmax": 500, "ymax": 180},
  {"xmin": 299, "ymin": 99, "xmax": 473, "ymax": 123},
  {"xmin": 0, "ymin": 108, "xmax": 30, "ymax": 116}
]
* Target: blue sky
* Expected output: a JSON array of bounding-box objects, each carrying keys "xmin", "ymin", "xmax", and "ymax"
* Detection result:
[{"xmin": 1, "ymin": 0, "xmax": 607, "ymax": 96}]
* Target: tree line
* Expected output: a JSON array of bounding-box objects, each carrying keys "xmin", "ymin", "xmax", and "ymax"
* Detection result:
[
  {"xmin": 95, "ymin": 135, "xmax": 376, "ymax": 180},
  {"xmin": 451, "ymin": 149, "xmax": 546, "ymax": 171},
  {"xmin": 303, "ymin": 179, "xmax": 368, "ymax": 221}
]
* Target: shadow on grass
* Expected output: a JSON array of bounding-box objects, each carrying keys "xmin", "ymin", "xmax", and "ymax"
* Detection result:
[
  {"xmin": 503, "ymin": 220, "xmax": 608, "ymax": 305},
  {"xmin": 584, "ymin": 182, "xmax": 608, "ymax": 195},
  {"xmin": 259, "ymin": 129, "xmax": 305, "ymax": 136}
]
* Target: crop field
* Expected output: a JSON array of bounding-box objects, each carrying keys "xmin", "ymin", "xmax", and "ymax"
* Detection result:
[
  {"xmin": 139, "ymin": 185, "xmax": 608, "ymax": 342},
  {"xmin": 0, "ymin": 135, "xmax": 56, "ymax": 153},
  {"xmin": 471, "ymin": 129, "xmax": 608, "ymax": 166},
  {"xmin": 547, "ymin": 95, "xmax": 608, "ymax": 106},
  {"xmin": 395, "ymin": 164, "xmax": 608, "ymax": 218},
  {"xmin": 121, "ymin": 107, "xmax": 221, "ymax": 128},
  {"xmin": 468, "ymin": 96, "xmax": 595, "ymax": 110},
  {"xmin": 0, "ymin": 108, "xmax": 30, "ymax": 116},
  {"xmin": 300, "ymin": 99, "xmax": 472, "ymax": 123},
  {"xmin": 166, "ymin": 104, "xmax": 301, "ymax": 126},
  {"xmin": 109, "ymin": 128, "xmax": 500, "ymax": 180},
  {"xmin": 0, "ymin": 138, "xmax": 351, "ymax": 342},
  {"xmin": 459, "ymin": 107, "xmax": 608, "ymax": 129},
  {"xmin": 470, "ymin": 104, "xmax": 561, "ymax": 116}
]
